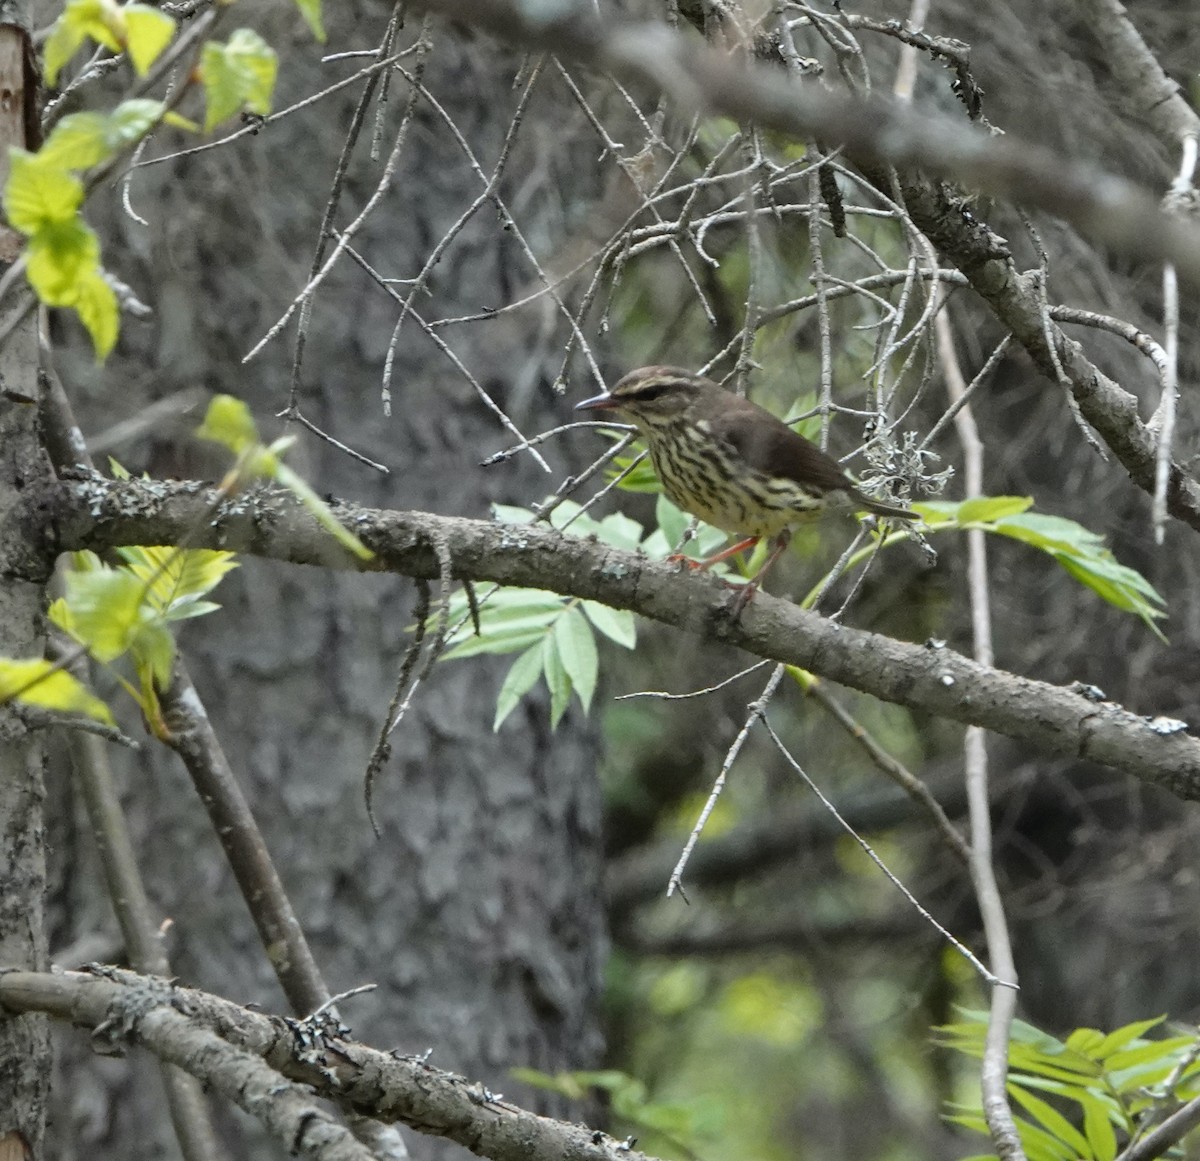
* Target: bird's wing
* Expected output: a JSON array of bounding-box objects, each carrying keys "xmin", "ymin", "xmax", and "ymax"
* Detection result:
[{"xmin": 707, "ymin": 403, "xmax": 853, "ymax": 494}]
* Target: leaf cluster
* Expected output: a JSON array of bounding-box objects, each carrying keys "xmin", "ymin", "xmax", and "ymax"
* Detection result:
[{"xmin": 941, "ymin": 1011, "xmax": 1200, "ymax": 1161}]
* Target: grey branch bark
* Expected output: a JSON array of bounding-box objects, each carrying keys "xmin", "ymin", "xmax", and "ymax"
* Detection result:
[
  {"xmin": 0, "ymin": 968, "xmax": 657, "ymax": 1161},
  {"xmin": 406, "ymin": 0, "xmax": 1200, "ymax": 284},
  {"xmin": 28, "ymin": 475, "xmax": 1200, "ymax": 802}
]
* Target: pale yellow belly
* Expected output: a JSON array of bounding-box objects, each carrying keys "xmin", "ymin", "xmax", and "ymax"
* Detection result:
[{"xmin": 652, "ymin": 444, "xmax": 821, "ymax": 539}]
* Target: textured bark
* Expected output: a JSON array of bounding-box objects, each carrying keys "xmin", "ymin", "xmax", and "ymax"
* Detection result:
[
  {"xmin": 44, "ymin": 4, "xmax": 606, "ymax": 1156},
  {"xmin": 0, "ymin": 7, "xmax": 52, "ymax": 1155},
  {"xmin": 35, "ymin": 476, "xmax": 1200, "ymax": 800}
]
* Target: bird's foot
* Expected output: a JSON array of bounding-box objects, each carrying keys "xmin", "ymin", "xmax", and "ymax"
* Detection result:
[{"xmin": 726, "ymin": 579, "xmax": 760, "ymax": 618}]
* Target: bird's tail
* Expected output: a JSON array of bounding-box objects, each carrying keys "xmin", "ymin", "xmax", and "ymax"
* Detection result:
[{"xmin": 854, "ymin": 490, "xmax": 917, "ymax": 521}]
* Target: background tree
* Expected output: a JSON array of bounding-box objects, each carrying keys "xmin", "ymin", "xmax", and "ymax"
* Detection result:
[{"xmin": 3, "ymin": 1, "xmax": 1200, "ymax": 1160}]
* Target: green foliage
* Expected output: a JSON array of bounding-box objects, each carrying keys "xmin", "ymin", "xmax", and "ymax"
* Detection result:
[
  {"xmin": 23, "ymin": 2, "xmax": 297, "ymax": 358},
  {"xmin": 939, "ymin": 1011, "xmax": 1200, "ymax": 1161},
  {"xmin": 0, "ymin": 657, "xmax": 114, "ymax": 725},
  {"xmin": 45, "ymin": 546, "xmax": 239, "ymax": 726},
  {"xmin": 197, "ymin": 395, "xmax": 374, "ymax": 562},
  {"xmin": 5, "ymin": 93, "xmax": 179, "ymax": 358},
  {"xmin": 4, "ymin": 148, "xmax": 116, "ymax": 356},
  {"xmin": 435, "ymin": 501, "xmax": 641, "ymax": 729},
  {"xmin": 44, "ymin": 0, "xmax": 175, "ymax": 85},
  {"xmin": 605, "ymin": 437, "xmax": 1163, "ymax": 635},
  {"xmin": 915, "ymin": 497, "xmax": 1167, "ymax": 637},
  {"xmin": 199, "ymin": 29, "xmax": 278, "ymax": 131}
]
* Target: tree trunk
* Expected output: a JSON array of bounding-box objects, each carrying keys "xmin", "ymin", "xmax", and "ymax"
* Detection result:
[{"xmin": 45, "ymin": 5, "xmax": 608, "ymax": 1156}]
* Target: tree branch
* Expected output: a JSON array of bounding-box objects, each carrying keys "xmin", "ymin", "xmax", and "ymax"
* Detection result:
[
  {"xmin": 0, "ymin": 968, "xmax": 657, "ymax": 1161},
  {"xmin": 404, "ymin": 0, "xmax": 1200, "ymax": 284},
  {"xmin": 31, "ymin": 476, "xmax": 1200, "ymax": 800},
  {"xmin": 395, "ymin": 0, "xmax": 1200, "ymax": 534}
]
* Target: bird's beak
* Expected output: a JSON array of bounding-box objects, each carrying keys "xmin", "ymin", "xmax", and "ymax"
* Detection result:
[{"xmin": 575, "ymin": 392, "xmax": 621, "ymax": 412}]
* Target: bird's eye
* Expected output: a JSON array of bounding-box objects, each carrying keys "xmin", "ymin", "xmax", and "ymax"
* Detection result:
[{"xmin": 630, "ymin": 382, "xmax": 669, "ymax": 402}]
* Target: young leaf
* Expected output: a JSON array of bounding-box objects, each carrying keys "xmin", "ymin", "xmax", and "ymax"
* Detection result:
[
  {"xmin": 200, "ymin": 29, "xmax": 278, "ymax": 131},
  {"xmin": 581, "ymin": 601, "xmax": 636, "ymax": 648},
  {"xmin": 43, "ymin": 0, "xmax": 125, "ymax": 86},
  {"xmin": 542, "ymin": 634, "xmax": 572, "ymax": 728},
  {"xmin": 106, "ymin": 99, "xmax": 168, "ymax": 149},
  {"xmin": 113, "ymin": 546, "xmax": 238, "ymax": 617},
  {"xmin": 58, "ymin": 567, "xmax": 145, "ymax": 662},
  {"xmin": 73, "ymin": 268, "xmax": 119, "ymax": 359},
  {"xmin": 4, "ymin": 152, "xmax": 84, "ymax": 234},
  {"xmin": 554, "ymin": 607, "xmax": 598, "ymax": 711},
  {"xmin": 26, "ymin": 218, "xmax": 100, "ymax": 305},
  {"xmin": 123, "ymin": 5, "xmax": 175, "ymax": 75},
  {"xmin": 1081, "ymin": 1096, "xmax": 1119, "ymax": 1161},
  {"xmin": 493, "ymin": 644, "xmax": 544, "ymax": 731},
  {"xmin": 956, "ymin": 495, "xmax": 1033, "ymax": 525},
  {"xmin": 0, "ymin": 657, "xmax": 114, "ymax": 724},
  {"xmin": 38, "ymin": 112, "xmax": 113, "ymax": 170},
  {"xmin": 197, "ymin": 394, "xmax": 259, "ymax": 453}
]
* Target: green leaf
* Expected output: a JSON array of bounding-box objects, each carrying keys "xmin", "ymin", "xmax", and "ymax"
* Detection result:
[
  {"xmin": 542, "ymin": 634, "xmax": 572, "ymax": 728},
  {"xmin": 291, "ymin": 0, "xmax": 325, "ymax": 41},
  {"xmin": 123, "ymin": 5, "xmax": 175, "ymax": 75},
  {"xmin": 442, "ymin": 624, "xmax": 551, "ymax": 660},
  {"xmin": 106, "ymin": 99, "xmax": 167, "ymax": 149},
  {"xmin": 1082, "ymin": 1096, "xmax": 1118, "ymax": 1161},
  {"xmin": 606, "ymin": 446, "xmax": 660, "ymax": 493},
  {"xmin": 4, "ymin": 151, "xmax": 84, "ymax": 234},
  {"xmin": 493, "ymin": 644, "xmax": 544, "ymax": 730},
  {"xmin": 60, "ymin": 567, "xmax": 145, "ymax": 662},
  {"xmin": 197, "ymin": 394, "xmax": 259, "ymax": 453},
  {"xmin": 554, "ymin": 607, "xmax": 598, "ymax": 711},
  {"xmin": 1008, "ymin": 1083, "xmax": 1091, "ymax": 1156},
  {"xmin": 957, "ymin": 495, "xmax": 1033, "ymax": 525},
  {"xmin": 26, "ymin": 217, "xmax": 100, "ymax": 305},
  {"xmin": 0, "ymin": 657, "xmax": 114, "ymax": 724},
  {"xmin": 44, "ymin": 17, "xmax": 89, "ymax": 88},
  {"xmin": 200, "ymin": 29, "xmax": 278, "ymax": 131},
  {"xmin": 995, "ymin": 512, "xmax": 1167, "ymax": 637},
  {"xmin": 446, "ymin": 606, "xmax": 561, "ymax": 662},
  {"xmin": 43, "ymin": 0, "xmax": 124, "ymax": 86},
  {"xmin": 1066, "ymin": 1028, "xmax": 1106, "ymax": 1057},
  {"xmin": 1089, "ymin": 1017, "xmax": 1161, "ymax": 1060},
  {"xmin": 39, "ymin": 113, "xmax": 113, "ymax": 170},
  {"xmin": 74, "ymin": 267, "xmax": 119, "ymax": 359},
  {"xmin": 1106, "ymin": 1033, "xmax": 1194, "ymax": 1078},
  {"xmin": 654, "ymin": 491, "xmax": 688, "ymax": 548},
  {"xmin": 131, "ymin": 619, "xmax": 175, "ymax": 687},
  {"xmin": 581, "ymin": 600, "xmax": 636, "ymax": 648},
  {"xmin": 113, "ymin": 546, "xmax": 238, "ymax": 616}
]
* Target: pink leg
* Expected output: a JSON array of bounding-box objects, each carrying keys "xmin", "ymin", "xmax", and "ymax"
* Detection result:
[
  {"xmin": 668, "ymin": 535, "xmax": 759, "ymax": 571},
  {"xmin": 730, "ymin": 530, "xmax": 792, "ymax": 616}
]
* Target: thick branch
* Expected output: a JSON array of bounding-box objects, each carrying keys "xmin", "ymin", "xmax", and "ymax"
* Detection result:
[
  {"xmin": 1074, "ymin": 0, "xmax": 1200, "ymax": 150},
  {"xmin": 31, "ymin": 476, "xmax": 1200, "ymax": 801},
  {"xmin": 405, "ymin": 0, "xmax": 1200, "ymax": 283},
  {"xmin": 0, "ymin": 968, "xmax": 654, "ymax": 1161}
]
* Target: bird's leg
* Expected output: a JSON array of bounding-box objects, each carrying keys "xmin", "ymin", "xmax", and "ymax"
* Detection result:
[
  {"xmin": 668, "ymin": 535, "xmax": 759, "ymax": 571},
  {"xmin": 728, "ymin": 530, "xmax": 792, "ymax": 617}
]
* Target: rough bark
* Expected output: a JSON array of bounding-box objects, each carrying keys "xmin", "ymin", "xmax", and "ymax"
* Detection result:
[
  {"xmin": 43, "ymin": 4, "xmax": 607, "ymax": 1156},
  {"xmin": 0, "ymin": 7, "xmax": 52, "ymax": 1155}
]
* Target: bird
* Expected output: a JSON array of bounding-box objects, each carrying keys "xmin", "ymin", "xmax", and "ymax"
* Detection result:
[{"xmin": 575, "ymin": 366, "xmax": 916, "ymax": 608}]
